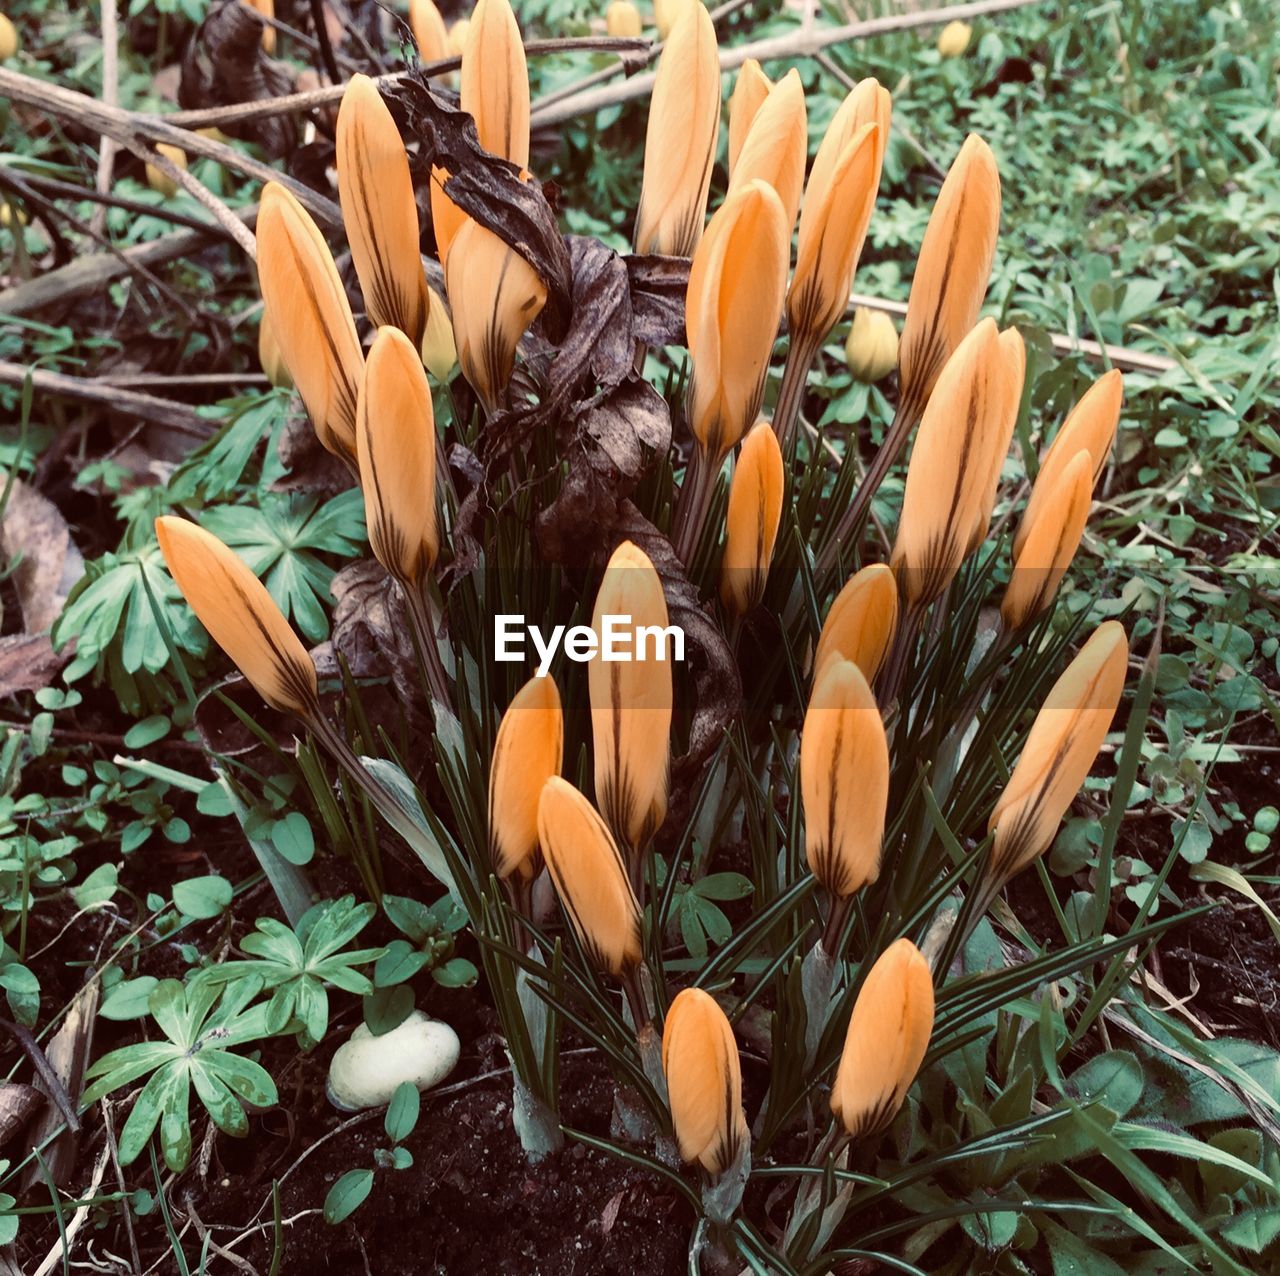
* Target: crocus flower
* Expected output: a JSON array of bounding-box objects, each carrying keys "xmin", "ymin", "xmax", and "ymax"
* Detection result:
[
  {"xmin": 662, "ymin": 988, "xmax": 749, "ymax": 1175},
  {"xmin": 831, "ymin": 938, "xmax": 934, "ymax": 1138},
  {"xmin": 845, "ymin": 308, "xmax": 899, "ymax": 384},
  {"xmin": 409, "ymin": 0, "xmax": 449, "ymax": 61},
  {"xmin": 590, "ymin": 541, "xmax": 673, "ymax": 850},
  {"xmin": 634, "ymin": 3, "xmax": 720, "ymax": 256},
  {"xmin": 987, "ymin": 622, "xmax": 1129, "ymax": 879},
  {"xmin": 420, "ymin": 285, "xmax": 457, "ymax": 382},
  {"xmin": 461, "ymin": 0, "xmax": 530, "ymax": 168},
  {"xmin": 606, "ymin": 0, "xmax": 642, "ymax": 37},
  {"xmin": 537, "ymin": 777, "xmax": 642, "ymax": 976},
  {"xmin": 155, "ymin": 516, "xmax": 317, "ymax": 718},
  {"xmin": 489, "ymin": 676, "xmax": 564, "ymax": 881},
  {"xmin": 720, "ymin": 422, "xmax": 784, "ymax": 616},
  {"xmin": 728, "ymin": 68, "xmax": 807, "ymax": 236},
  {"xmin": 337, "ymin": 75, "xmax": 429, "ymax": 346},
  {"xmin": 355, "ymin": 327, "xmax": 439, "ymax": 590},
  {"xmin": 814, "ymin": 563, "xmax": 899, "ymax": 684},
  {"xmin": 727, "ymin": 59, "xmax": 772, "ymax": 177},
  {"xmin": 255, "ymin": 182, "xmax": 363, "ymax": 461},
  {"xmin": 800, "ymin": 658, "xmax": 889, "ymax": 899}
]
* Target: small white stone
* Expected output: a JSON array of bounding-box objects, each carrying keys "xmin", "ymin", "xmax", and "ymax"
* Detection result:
[{"xmin": 326, "ymin": 1010, "xmax": 460, "ymax": 1111}]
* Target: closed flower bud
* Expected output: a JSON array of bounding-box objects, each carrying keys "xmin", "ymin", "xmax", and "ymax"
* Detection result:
[
  {"xmin": 1001, "ymin": 450, "xmax": 1092, "ymax": 631},
  {"xmin": 590, "ymin": 541, "xmax": 672, "ymax": 849},
  {"xmin": 445, "ymin": 215, "xmax": 547, "ymax": 413},
  {"xmin": 988, "ymin": 621, "xmax": 1128, "ymax": 879},
  {"xmin": 462, "ymin": 0, "xmax": 530, "ymax": 168},
  {"xmin": 890, "ymin": 318, "xmax": 1023, "ymax": 608},
  {"xmin": 814, "ymin": 563, "xmax": 898, "ymax": 683},
  {"xmin": 537, "ymin": 777, "xmax": 642, "ymax": 976},
  {"xmin": 967, "ymin": 325, "xmax": 1026, "ymax": 554},
  {"xmin": 606, "ymin": 0, "xmax": 642, "ymax": 37},
  {"xmin": 686, "ymin": 179, "xmax": 790, "ymax": 461},
  {"xmin": 801, "ymin": 658, "xmax": 889, "ymax": 899},
  {"xmin": 356, "ymin": 327, "xmax": 439, "ymax": 589},
  {"xmin": 844, "ymin": 308, "xmax": 899, "ymax": 383},
  {"xmin": 1013, "ymin": 370, "xmax": 1122, "ymax": 560},
  {"xmin": 155, "ymin": 516, "xmax": 318, "ymax": 718},
  {"xmin": 720, "ymin": 422, "xmax": 784, "ymax": 616},
  {"xmin": 258, "ymin": 309, "xmax": 292, "ymax": 390},
  {"xmin": 727, "ymin": 59, "xmax": 772, "ymax": 177},
  {"xmin": 447, "ymin": 18, "xmax": 470, "ymax": 57},
  {"xmin": 256, "ymin": 182, "xmax": 363, "ymax": 461},
  {"xmin": 787, "ymin": 79, "xmax": 889, "ymax": 349},
  {"xmin": 0, "ymin": 14, "xmax": 18, "ymax": 60},
  {"xmin": 489, "ymin": 676, "xmax": 564, "ymax": 881},
  {"xmin": 420, "ymin": 285, "xmax": 457, "ymax": 382},
  {"xmin": 662, "ymin": 988, "xmax": 749, "ymax": 1175},
  {"xmin": 831, "ymin": 938, "xmax": 934, "ymax": 1139},
  {"xmin": 728, "ymin": 68, "xmax": 807, "ymax": 235},
  {"xmin": 337, "ymin": 75, "xmax": 429, "ymax": 346},
  {"xmin": 898, "ymin": 134, "xmax": 1000, "ymax": 423},
  {"xmin": 634, "ymin": 2, "xmax": 720, "ymax": 257},
  {"xmin": 241, "ymin": 0, "xmax": 275, "ymax": 53},
  {"xmin": 145, "ymin": 143, "xmax": 187, "ymax": 199},
  {"xmin": 936, "ymin": 19, "xmax": 971, "ymax": 57},
  {"xmin": 409, "ymin": 0, "xmax": 449, "ymax": 61}
]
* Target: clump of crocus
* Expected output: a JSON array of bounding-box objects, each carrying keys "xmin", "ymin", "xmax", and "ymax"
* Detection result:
[
  {"xmin": 890, "ymin": 318, "xmax": 1024, "ymax": 612},
  {"xmin": 489, "ymin": 676, "xmax": 564, "ymax": 883},
  {"xmin": 145, "ymin": 143, "xmax": 188, "ymax": 199},
  {"xmin": 255, "ymin": 181, "xmax": 363, "ymax": 462},
  {"xmin": 987, "ymin": 621, "xmax": 1129, "ymax": 881},
  {"xmin": 537, "ymin": 777, "xmax": 642, "ymax": 978},
  {"xmin": 936, "ymin": 19, "xmax": 972, "ymax": 57},
  {"xmin": 727, "ymin": 60, "xmax": 773, "ymax": 177},
  {"xmin": 337, "ymin": 75, "xmax": 429, "ymax": 346},
  {"xmin": 605, "ymin": 0, "xmax": 642, "ymax": 37},
  {"xmin": 775, "ymin": 78, "xmax": 889, "ymax": 448},
  {"xmin": 589, "ymin": 542, "xmax": 673, "ymax": 861},
  {"xmin": 728, "ymin": 68, "xmax": 807, "ymax": 236},
  {"xmin": 814, "ymin": 563, "xmax": 899, "ymax": 684},
  {"xmin": 720, "ymin": 422, "xmax": 784, "ymax": 617},
  {"xmin": 831, "ymin": 938, "xmax": 935, "ymax": 1138},
  {"xmin": 634, "ymin": 2, "xmax": 719, "ymax": 256},
  {"xmin": 155, "ymin": 517, "xmax": 318, "ymax": 719},
  {"xmin": 409, "ymin": 0, "xmax": 449, "ymax": 61},
  {"xmin": 663, "ymin": 988, "xmax": 749, "ymax": 1180},
  {"xmin": 845, "ymin": 308, "xmax": 899, "ymax": 384}
]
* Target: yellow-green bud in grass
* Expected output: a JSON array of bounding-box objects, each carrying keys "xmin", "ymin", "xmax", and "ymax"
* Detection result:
[
  {"xmin": 0, "ymin": 14, "xmax": 18, "ymax": 60},
  {"xmin": 937, "ymin": 20, "xmax": 972, "ymax": 58},
  {"xmin": 606, "ymin": 0, "xmax": 643, "ymax": 37},
  {"xmin": 845, "ymin": 308, "xmax": 899, "ymax": 383}
]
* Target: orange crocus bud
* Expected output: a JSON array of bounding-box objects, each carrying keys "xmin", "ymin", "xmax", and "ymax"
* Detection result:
[
  {"xmin": 409, "ymin": 0, "xmax": 449, "ymax": 61},
  {"xmin": 988, "ymin": 622, "xmax": 1129, "ymax": 879},
  {"xmin": 727, "ymin": 59, "xmax": 772, "ymax": 177},
  {"xmin": 814, "ymin": 563, "xmax": 899, "ymax": 684},
  {"xmin": 831, "ymin": 938, "xmax": 934, "ymax": 1138},
  {"xmin": 728, "ymin": 68, "xmax": 807, "ymax": 235},
  {"xmin": 461, "ymin": 0, "xmax": 530, "ymax": 168},
  {"xmin": 720, "ymin": 422, "xmax": 784, "ymax": 616}
]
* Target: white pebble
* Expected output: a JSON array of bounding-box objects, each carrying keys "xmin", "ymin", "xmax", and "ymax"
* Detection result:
[{"xmin": 326, "ymin": 1010, "xmax": 460, "ymax": 1111}]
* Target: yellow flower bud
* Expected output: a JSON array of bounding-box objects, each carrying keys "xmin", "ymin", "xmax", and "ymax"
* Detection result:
[
  {"xmin": 787, "ymin": 77, "xmax": 890, "ymax": 350},
  {"xmin": 898, "ymin": 134, "xmax": 1000, "ymax": 423},
  {"xmin": 355, "ymin": 327, "xmax": 439, "ymax": 589},
  {"xmin": 662, "ymin": 988, "xmax": 749, "ymax": 1174},
  {"xmin": 258, "ymin": 308, "xmax": 293, "ymax": 390},
  {"xmin": 155, "ymin": 516, "xmax": 318, "ymax": 718},
  {"xmin": 686, "ymin": 179, "xmax": 790, "ymax": 461},
  {"xmin": 936, "ymin": 19, "xmax": 971, "ymax": 58},
  {"xmin": 241, "ymin": 0, "xmax": 276, "ymax": 53},
  {"xmin": 145, "ymin": 144, "xmax": 188, "ymax": 199},
  {"xmin": 728, "ymin": 68, "xmax": 807, "ymax": 235},
  {"xmin": 988, "ymin": 622, "xmax": 1129, "ymax": 879},
  {"xmin": 447, "ymin": 18, "xmax": 470, "ymax": 57},
  {"xmin": 537, "ymin": 777, "xmax": 642, "ymax": 976},
  {"xmin": 814, "ymin": 563, "xmax": 898, "ymax": 684},
  {"xmin": 606, "ymin": 0, "xmax": 643, "ymax": 37},
  {"xmin": 634, "ymin": 2, "xmax": 720, "ymax": 257},
  {"xmin": 461, "ymin": 0, "xmax": 530, "ymax": 168},
  {"xmin": 0, "ymin": 201, "xmax": 27, "ymax": 229},
  {"xmin": 255, "ymin": 182, "xmax": 364, "ymax": 461},
  {"xmin": 590, "ymin": 541, "xmax": 673, "ymax": 850},
  {"xmin": 0, "ymin": 14, "xmax": 19, "ymax": 60},
  {"xmin": 844, "ymin": 308, "xmax": 899, "ymax": 383},
  {"xmin": 337, "ymin": 75, "xmax": 429, "ymax": 346},
  {"xmin": 720, "ymin": 421, "xmax": 784, "ymax": 616},
  {"xmin": 409, "ymin": 0, "xmax": 449, "ymax": 61},
  {"xmin": 831, "ymin": 938, "xmax": 934, "ymax": 1139},
  {"xmin": 420, "ymin": 285, "xmax": 457, "ymax": 382},
  {"xmin": 1013, "ymin": 369, "xmax": 1122, "ymax": 560},
  {"xmin": 653, "ymin": 0, "xmax": 690, "ymax": 40},
  {"xmin": 444, "ymin": 214, "xmax": 547, "ymax": 413},
  {"xmin": 489, "ymin": 676, "xmax": 564, "ymax": 881},
  {"xmin": 727, "ymin": 59, "xmax": 771, "ymax": 178},
  {"xmin": 801, "ymin": 658, "xmax": 889, "ymax": 899},
  {"xmin": 889, "ymin": 318, "xmax": 1023, "ymax": 609},
  {"xmin": 1001, "ymin": 450, "xmax": 1092, "ymax": 631}
]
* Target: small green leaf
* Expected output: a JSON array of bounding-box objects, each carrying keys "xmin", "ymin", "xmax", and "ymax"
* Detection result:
[
  {"xmin": 124, "ymin": 716, "xmax": 170, "ymax": 748},
  {"xmin": 384, "ymin": 1082, "xmax": 420, "ymax": 1143},
  {"xmin": 172, "ymin": 875, "xmax": 233, "ymax": 920},
  {"xmin": 323, "ymin": 1169, "xmax": 373, "ymax": 1225},
  {"xmin": 100, "ymin": 976, "xmax": 160, "ymax": 1021}
]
